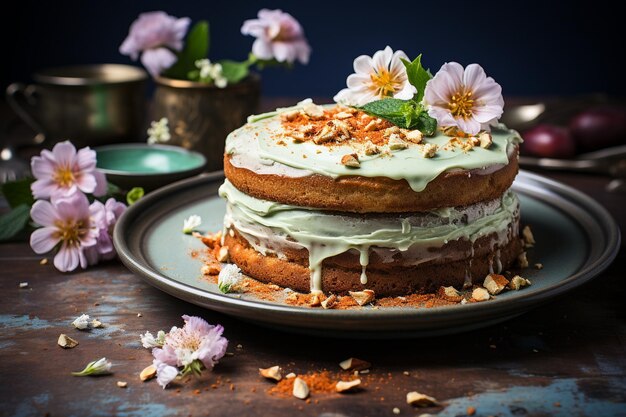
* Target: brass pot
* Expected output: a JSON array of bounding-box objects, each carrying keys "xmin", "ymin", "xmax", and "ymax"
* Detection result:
[
  {"xmin": 152, "ymin": 74, "xmax": 261, "ymax": 171},
  {"xmin": 6, "ymin": 64, "xmax": 148, "ymax": 148}
]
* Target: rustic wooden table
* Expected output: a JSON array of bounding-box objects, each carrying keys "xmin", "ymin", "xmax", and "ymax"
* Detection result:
[{"xmin": 1, "ymin": 102, "xmax": 625, "ymax": 417}]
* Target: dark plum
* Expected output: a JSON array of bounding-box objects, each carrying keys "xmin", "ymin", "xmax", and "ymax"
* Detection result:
[
  {"xmin": 569, "ymin": 107, "xmax": 626, "ymax": 152},
  {"xmin": 521, "ymin": 124, "xmax": 576, "ymax": 159}
]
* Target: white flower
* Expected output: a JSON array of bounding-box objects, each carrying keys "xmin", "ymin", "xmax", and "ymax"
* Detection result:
[
  {"xmin": 195, "ymin": 59, "xmax": 228, "ymax": 88},
  {"xmin": 155, "ymin": 361, "xmax": 179, "ymax": 389},
  {"xmin": 141, "ymin": 330, "xmax": 166, "ymax": 348},
  {"xmin": 218, "ymin": 264, "xmax": 243, "ymax": 293},
  {"xmin": 182, "ymin": 215, "xmax": 202, "ymax": 234},
  {"xmin": 147, "ymin": 117, "xmax": 171, "ymax": 144},
  {"xmin": 72, "ymin": 314, "xmax": 90, "ymax": 330},
  {"xmin": 72, "ymin": 357, "xmax": 112, "ymax": 376},
  {"xmin": 334, "ymin": 46, "xmax": 416, "ymax": 107},
  {"xmin": 423, "ymin": 62, "xmax": 504, "ymax": 135}
]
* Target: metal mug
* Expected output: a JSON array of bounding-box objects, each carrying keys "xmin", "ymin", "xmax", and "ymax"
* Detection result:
[
  {"xmin": 152, "ymin": 73, "xmax": 261, "ymax": 172},
  {"xmin": 6, "ymin": 64, "xmax": 148, "ymax": 148}
]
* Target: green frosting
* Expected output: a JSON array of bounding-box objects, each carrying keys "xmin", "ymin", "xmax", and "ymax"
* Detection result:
[{"xmin": 226, "ymin": 103, "xmax": 522, "ymax": 192}]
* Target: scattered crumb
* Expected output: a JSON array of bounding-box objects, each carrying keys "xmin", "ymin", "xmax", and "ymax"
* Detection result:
[
  {"xmin": 40, "ymin": 258, "xmax": 48, "ymax": 265},
  {"xmin": 19, "ymin": 282, "xmax": 28, "ymax": 289},
  {"xmin": 393, "ymin": 407, "xmax": 400, "ymax": 415},
  {"xmin": 117, "ymin": 381, "xmax": 128, "ymax": 388},
  {"xmin": 137, "ymin": 313, "xmax": 142, "ymax": 317},
  {"xmin": 466, "ymin": 406, "xmax": 476, "ymax": 415}
]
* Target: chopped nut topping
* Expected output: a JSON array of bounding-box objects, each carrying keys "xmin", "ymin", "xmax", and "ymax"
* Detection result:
[
  {"xmin": 403, "ymin": 129, "xmax": 423, "ymax": 143},
  {"xmin": 292, "ymin": 377, "xmax": 310, "ymax": 400},
  {"xmin": 201, "ymin": 263, "xmax": 221, "ymax": 275},
  {"xmin": 472, "ymin": 287, "xmax": 491, "ymax": 301},
  {"xmin": 388, "ymin": 134, "xmax": 408, "ymax": 150},
  {"xmin": 522, "ymin": 225, "xmax": 535, "ymax": 248},
  {"xmin": 140, "ymin": 364, "xmax": 157, "ymax": 381},
  {"xmin": 341, "ymin": 153, "xmax": 360, "ymax": 168},
  {"xmin": 508, "ymin": 275, "xmax": 532, "ymax": 290},
  {"xmin": 339, "ymin": 357, "xmax": 371, "ymax": 371},
  {"xmin": 321, "ymin": 294, "xmax": 338, "ymax": 309},
  {"xmin": 117, "ymin": 381, "xmax": 128, "ymax": 388},
  {"xmin": 384, "ymin": 126, "xmax": 401, "ymax": 136},
  {"xmin": 259, "ymin": 365, "xmax": 282, "ymax": 381},
  {"xmin": 517, "ymin": 251, "xmax": 529, "ymax": 268},
  {"xmin": 58, "ymin": 334, "xmax": 79, "ymax": 349},
  {"xmin": 280, "ymin": 110, "xmax": 300, "ymax": 122},
  {"xmin": 334, "ymin": 111, "xmax": 354, "ymax": 119},
  {"xmin": 285, "ymin": 372, "xmax": 296, "ymax": 379},
  {"xmin": 348, "ymin": 289, "xmax": 375, "ymax": 306},
  {"xmin": 217, "ymin": 246, "xmax": 230, "ymax": 262},
  {"xmin": 331, "ymin": 119, "xmax": 352, "ymax": 138},
  {"xmin": 478, "ymin": 131, "xmax": 493, "ymax": 148},
  {"xmin": 336, "ymin": 379, "xmax": 361, "ymax": 393},
  {"xmin": 364, "ymin": 119, "xmax": 382, "ymax": 131},
  {"xmin": 421, "ymin": 143, "xmax": 438, "ymax": 158},
  {"xmin": 314, "ymin": 124, "xmax": 336, "ymax": 144},
  {"xmin": 201, "ymin": 231, "xmax": 222, "ymax": 249},
  {"xmin": 483, "ymin": 274, "xmax": 509, "ymax": 295},
  {"xmin": 299, "ymin": 124, "xmax": 316, "ymax": 134},
  {"xmin": 439, "ymin": 286, "xmax": 460, "ymax": 298},
  {"xmin": 363, "ymin": 141, "xmax": 380, "ymax": 155},
  {"xmin": 406, "ymin": 391, "xmax": 439, "ymax": 407},
  {"xmin": 309, "ymin": 293, "xmax": 322, "ymax": 307},
  {"xmin": 301, "ymin": 102, "xmax": 325, "ymax": 119}
]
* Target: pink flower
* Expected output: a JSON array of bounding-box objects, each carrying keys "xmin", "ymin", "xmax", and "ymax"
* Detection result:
[
  {"xmin": 119, "ymin": 11, "xmax": 191, "ymax": 77},
  {"xmin": 241, "ymin": 9, "xmax": 310, "ymax": 65},
  {"xmin": 151, "ymin": 315, "xmax": 228, "ymax": 388},
  {"xmin": 334, "ymin": 46, "xmax": 416, "ymax": 107},
  {"xmin": 424, "ymin": 62, "xmax": 504, "ymax": 135},
  {"xmin": 84, "ymin": 198, "xmax": 127, "ymax": 265},
  {"xmin": 29, "ymin": 193, "xmax": 99, "ymax": 272},
  {"xmin": 31, "ymin": 141, "xmax": 106, "ymax": 200}
]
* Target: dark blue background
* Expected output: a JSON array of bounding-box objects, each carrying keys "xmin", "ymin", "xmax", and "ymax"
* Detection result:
[{"xmin": 2, "ymin": 0, "xmax": 624, "ymax": 98}]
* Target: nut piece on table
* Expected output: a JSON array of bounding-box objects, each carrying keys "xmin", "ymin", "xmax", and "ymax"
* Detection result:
[
  {"xmin": 259, "ymin": 365, "xmax": 282, "ymax": 381},
  {"xmin": 483, "ymin": 274, "xmax": 509, "ymax": 295},
  {"xmin": 471, "ymin": 287, "xmax": 491, "ymax": 301},
  {"xmin": 349, "ymin": 289, "xmax": 375, "ymax": 306},
  {"xmin": 321, "ymin": 294, "xmax": 337, "ymax": 309},
  {"xmin": 336, "ymin": 378, "xmax": 361, "ymax": 393},
  {"xmin": 339, "ymin": 357, "xmax": 371, "ymax": 371},
  {"xmin": 406, "ymin": 391, "xmax": 439, "ymax": 407},
  {"xmin": 522, "ymin": 225, "xmax": 535, "ymax": 248},
  {"xmin": 508, "ymin": 275, "xmax": 532, "ymax": 290},
  {"xmin": 117, "ymin": 381, "xmax": 128, "ymax": 388},
  {"xmin": 140, "ymin": 364, "xmax": 157, "ymax": 381},
  {"xmin": 58, "ymin": 334, "xmax": 79, "ymax": 349},
  {"xmin": 292, "ymin": 377, "xmax": 310, "ymax": 400},
  {"xmin": 341, "ymin": 153, "xmax": 360, "ymax": 168}
]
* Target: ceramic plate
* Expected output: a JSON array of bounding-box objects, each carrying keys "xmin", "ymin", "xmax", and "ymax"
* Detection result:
[{"xmin": 113, "ymin": 171, "xmax": 620, "ymax": 338}]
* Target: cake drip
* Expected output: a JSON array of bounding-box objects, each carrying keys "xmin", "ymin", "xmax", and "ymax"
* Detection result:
[{"xmin": 220, "ymin": 180, "xmax": 519, "ymax": 292}]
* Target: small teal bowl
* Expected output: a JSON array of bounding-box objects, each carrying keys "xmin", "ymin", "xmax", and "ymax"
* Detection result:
[{"xmin": 95, "ymin": 143, "xmax": 207, "ymax": 191}]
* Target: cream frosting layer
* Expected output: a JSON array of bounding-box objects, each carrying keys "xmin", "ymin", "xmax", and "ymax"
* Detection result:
[
  {"xmin": 225, "ymin": 101, "xmax": 522, "ymax": 192},
  {"xmin": 219, "ymin": 180, "xmax": 520, "ymax": 292}
]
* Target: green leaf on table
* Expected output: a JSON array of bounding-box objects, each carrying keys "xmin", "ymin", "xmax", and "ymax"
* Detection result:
[
  {"xmin": 1, "ymin": 177, "xmax": 34, "ymax": 209},
  {"xmin": 0, "ymin": 204, "xmax": 31, "ymax": 241},
  {"xmin": 401, "ymin": 55, "xmax": 432, "ymax": 102},
  {"xmin": 164, "ymin": 21, "xmax": 210, "ymax": 80},
  {"xmin": 218, "ymin": 60, "xmax": 250, "ymax": 84},
  {"xmin": 126, "ymin": 187, "xmax": 144, "ymax": 205}
]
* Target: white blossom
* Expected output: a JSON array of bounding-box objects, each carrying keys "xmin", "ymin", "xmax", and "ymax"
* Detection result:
[
  {"xmin": 141, "ymin": 330, "xmax": 166, "ymax": 348},
  {"xmin": 72, "ymin": 357, "xmax": 112, "ymax": 376},
  {"xmin": 195, "ymin": 59, "xmax": 228, "ymax": 88},
  {"xmin": 218, "ymin": 264, "xmax": 243, "ymax": 293},
  {"xmin": 182, "ymin": 215, "xmax": 202, "ymax": 234},
  {"xmin": 147, "ymin": 118, "xmax": 171, "ymax": 144},
  {"xmin": 72, "ymin": 314, "xmax": 90, "ymax": 330}
]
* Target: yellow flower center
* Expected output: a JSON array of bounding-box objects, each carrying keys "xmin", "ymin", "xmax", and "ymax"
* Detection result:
[
  {"xmin": 54, "ymin": 166, "xmax": 75, "ymax": 188},
  {"xmin": 370, "ymin": 68, "xmax": 402, "ymax": 97},
  {"xmin": 54, "ymin": 220, "xmax": 85, "ymax": 245},
  {"xmin": 448, "ymin": 89, "xmax": 475, "ymax": 120}
]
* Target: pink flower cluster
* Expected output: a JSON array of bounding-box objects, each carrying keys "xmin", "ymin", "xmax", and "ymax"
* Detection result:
[
  {"xmin": 148, "ymin": 315, "xmax": 228, "ymax": 388},
  {"xmin": 29, "ymin": 141, "xmax": 126, "ymax": 272}
]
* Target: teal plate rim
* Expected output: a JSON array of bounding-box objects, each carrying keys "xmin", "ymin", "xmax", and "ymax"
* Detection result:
[{"xmin": 113, "ymin": 170, "xmax": 621, "ymax": 338}]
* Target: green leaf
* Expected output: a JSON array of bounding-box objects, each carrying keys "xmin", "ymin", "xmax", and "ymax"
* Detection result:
[
  {"xmin": 415, "ymin": 111, "xmax": 438, "ymax": 136},
  {"xmin": 218, "ymin": 60, "xmax": 250, "ymax": 84},
  {"xmin": 0, "ymin": 204, "xmax": 31, "ymax": 241},
  {"xmin": 164, "ymin": 21, "xmax": 210, "ymax": 80},
  {"xmin": 360, "ymin": 98, "xmax": 438, "ymax": 134},
  {"xmin": 126, "ymin": 187, "xmax": 144, "ymax": 205},
  {"xmin": 401, "ymin": 55, "xmax": 432, "ymax": 102},
  {"xmin": 1, "ymin": 178, "xmax": 34, "ymax": 208}
]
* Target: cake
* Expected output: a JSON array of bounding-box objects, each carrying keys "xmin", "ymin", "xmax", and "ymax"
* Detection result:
[{"xmin": 216, "ymin": 49, "xmax": 524, "ymax": 297}]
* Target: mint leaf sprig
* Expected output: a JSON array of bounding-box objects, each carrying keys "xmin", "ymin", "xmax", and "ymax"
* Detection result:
[{"xmin": 358, "ymin": 54, "xmax": 437, "ymax": 136}]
